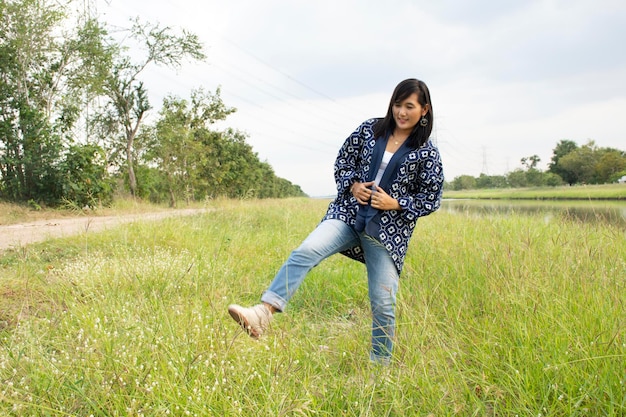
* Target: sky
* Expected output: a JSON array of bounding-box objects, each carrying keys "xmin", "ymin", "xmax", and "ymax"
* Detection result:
[{"xmin": 99, "ymin": 0, "xmax": 626, "ymax": 197}]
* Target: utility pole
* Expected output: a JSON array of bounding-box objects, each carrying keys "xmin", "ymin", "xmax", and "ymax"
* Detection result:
[{"xmin": 481, "ymin": 146, "xmax": 489, "ymax": 175}]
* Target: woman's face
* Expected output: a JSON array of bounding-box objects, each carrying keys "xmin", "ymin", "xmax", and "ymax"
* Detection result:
[{"xmin": 392, "ymin": 93, "xmax": 428, "ymax": 133}]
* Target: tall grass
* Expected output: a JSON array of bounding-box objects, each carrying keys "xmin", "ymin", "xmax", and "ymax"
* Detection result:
[{"xmin": 0, "ymin": 198, "xmax": 624, "ymax": 416}]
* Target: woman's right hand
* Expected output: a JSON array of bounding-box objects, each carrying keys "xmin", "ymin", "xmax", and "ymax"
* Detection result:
[{"xmin": 351, "ymin": 181, "xmax": 375, "ymax": 205}]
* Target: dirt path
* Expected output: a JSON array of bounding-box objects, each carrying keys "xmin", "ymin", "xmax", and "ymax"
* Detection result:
[{"xmin": 0, "ymin": 208, "xmax": 210, "ymax": 252}]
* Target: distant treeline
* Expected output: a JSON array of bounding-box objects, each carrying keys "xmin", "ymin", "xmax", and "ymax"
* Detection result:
[
  {"xmin": 0, "ymin": 0, "xmax": 305, "ymax": 209},
  {"xmin": 446, "ymin": 140, "xmax": 626, "ymax": 191}
]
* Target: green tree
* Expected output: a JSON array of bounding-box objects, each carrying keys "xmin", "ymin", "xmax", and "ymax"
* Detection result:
[
  {"xmin": 97, "ymin": 18, "xmax": 205, "ymax": 197},
  {"xmin": 548, "ymin": 140, "xmax": 578, "ymax": 185},
  {"xmin": 594, "ymin": 148, "xmax": 626, "ymax": 183},
  {"xmin": 506, "ymin": 169, "xmax": 528, "ymax": 188},
  {"xmin": 521, "ymin": 155, "xmax": 540, "ymax": 170},
  {"xmin": 450, "ymin": 175, "xmax": 477, "ymax": 190},
  {"xmin": 549, "ymin": 141, "xmax": 625, "ymax": 185},
  {"xmin": 476, "ymin": 173, "xmax": 508, "ymax": 189},
  {"xmin": 0, "ymin": 0, "xmax": 64, "ymax": 202},
  {"xmin": 543, "ymin": 172, "xmax": 565, "ymax": 187},
  {"xmin": 0, "ymin": 0, "xmax": 111, "ymax": 204},
  {"xmin": 216, "ymin": 129, "xmax": 268, "ymax": 197},
  {"xmin": 523, "ymin": 156, "xmax": 541, "ymax": 186},
  {"xmin": 149, "ymin": 88, "xmax": 235, "ymax": 206},
  {"xmin": 60, "ymin": 144, "xmax": 113, "ymax": 207},
  {"xmin": 557, "ymin": 142, "xmax": 597, "ymax": 184}
]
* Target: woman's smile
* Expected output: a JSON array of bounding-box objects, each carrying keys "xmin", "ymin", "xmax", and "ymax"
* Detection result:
[{"xmin": 392, "ymin": 93, "xmax": 425, "ymax": 133}]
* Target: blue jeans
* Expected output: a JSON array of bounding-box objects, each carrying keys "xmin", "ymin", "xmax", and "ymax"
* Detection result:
[{"xmin": 261, "ymin": 219, "xmax": 399, "ymax": 363}]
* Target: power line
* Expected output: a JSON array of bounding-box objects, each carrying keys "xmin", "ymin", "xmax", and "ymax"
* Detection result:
[
  {"xmin": 96, "ymin": 1, "xmax": 376, "ymax": 166},
  {"xmin": 217, "ymin": 35, "xmax": 351, "ymax": 107}
]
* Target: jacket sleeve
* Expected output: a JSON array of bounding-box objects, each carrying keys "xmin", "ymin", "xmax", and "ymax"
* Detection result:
[
  {"xmin": 334, "ymin": 119, "xmax": 376, "ymax": 195},
  {"xmin": 397, "ymin": 145, "xmax": 444, "ymax": 219}
]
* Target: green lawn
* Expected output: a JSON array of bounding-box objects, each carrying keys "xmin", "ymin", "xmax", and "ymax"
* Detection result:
[{"xmin": 1, "ymin": 198, "xmax": 624, "ymax": 416}]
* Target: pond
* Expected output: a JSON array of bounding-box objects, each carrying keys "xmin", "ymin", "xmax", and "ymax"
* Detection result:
[{"xmin": 440, "ymin": 199, "xmax": 626, "ymax": 229}]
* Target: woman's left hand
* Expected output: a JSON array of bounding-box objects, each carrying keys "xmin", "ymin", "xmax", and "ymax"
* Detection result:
[{"xmin": 370, "ymin": 186, "xmax": 401, "ymax": 211}]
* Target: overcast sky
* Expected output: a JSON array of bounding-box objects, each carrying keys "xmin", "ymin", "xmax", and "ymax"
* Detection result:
[{"xmin": 100, "ymin": 0, "xmax": 626, "ymax": 196}]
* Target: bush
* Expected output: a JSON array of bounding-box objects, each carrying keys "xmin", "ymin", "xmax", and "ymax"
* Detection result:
[{"xmin": 60, "ymin": 144, "xmax": 114, "ymax": 208}]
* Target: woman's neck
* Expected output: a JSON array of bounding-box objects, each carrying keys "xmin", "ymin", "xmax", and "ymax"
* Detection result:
[
  {"xmin": 393, "ymin": 127, "xmax": 411, "ymax": 138},
  {"xmin": 389, "ymin": 129, "xmax": 409, "ymax": 145}
]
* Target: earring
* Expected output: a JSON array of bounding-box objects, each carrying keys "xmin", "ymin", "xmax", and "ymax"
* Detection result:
[{"xmin": 419, "ymin": 116, "xmax": 429, "ymax": 127}]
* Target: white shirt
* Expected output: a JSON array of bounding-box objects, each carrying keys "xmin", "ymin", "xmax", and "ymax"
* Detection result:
[{"xmin": 374, "ymin": 151, "xmax": 394, "ymax": 186}]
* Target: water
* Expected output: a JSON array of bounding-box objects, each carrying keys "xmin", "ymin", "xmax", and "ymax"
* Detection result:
[{"xmin": 440, "ymin": 199, "xmax": 626, "ymax": 229}]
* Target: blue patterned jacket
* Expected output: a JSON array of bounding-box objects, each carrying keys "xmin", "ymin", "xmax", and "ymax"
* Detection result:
[{"xmin": 322, "ymin": 118, "xmax": 444, "ymax": 274}]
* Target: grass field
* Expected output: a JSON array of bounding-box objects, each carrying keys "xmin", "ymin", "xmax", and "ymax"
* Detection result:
[
  {"xmin": 0, "ymin": 198, "xmax": 176, "ymax": 226},
  {"xmin": 0, "ymin": 198, "xmax": 624, "ymax": 416},
  {"xmin": 443, "ymin": 183, "xmax": 626, "ymax": 200}
]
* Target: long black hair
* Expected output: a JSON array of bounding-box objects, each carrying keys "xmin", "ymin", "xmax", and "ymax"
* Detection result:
[{"xmin": 374, "ymin": 78, "xmax": 434, "ymax": 149}]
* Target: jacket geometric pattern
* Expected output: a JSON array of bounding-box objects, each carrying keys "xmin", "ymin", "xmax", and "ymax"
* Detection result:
[{"xmin": 322, "ymin": 118, "xmax": 444, "ymax": 274}]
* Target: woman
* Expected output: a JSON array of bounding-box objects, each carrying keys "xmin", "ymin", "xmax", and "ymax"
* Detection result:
[{"xmin": 228, "ymin": 78, "xmax": 444, "ymax": 364}]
